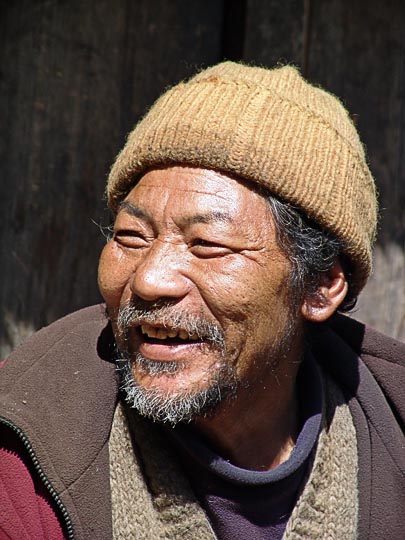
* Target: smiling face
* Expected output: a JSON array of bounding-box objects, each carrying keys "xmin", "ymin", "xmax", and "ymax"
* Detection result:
[{"xmin": 98, "ymin": 166, "xmax": 304, "ymax": 424}]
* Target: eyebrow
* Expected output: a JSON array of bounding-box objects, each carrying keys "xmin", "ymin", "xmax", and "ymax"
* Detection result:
[
  {"xmin": 117, "ymin": 202, "xmax": 234, "ymax": 227},
  {"xmin": 181, "ymin": 211, "xmax": 234, "ymax": 227},
  {"xmin": 117, "ymin": 201, "xmax": 151, "ymax": 222}
]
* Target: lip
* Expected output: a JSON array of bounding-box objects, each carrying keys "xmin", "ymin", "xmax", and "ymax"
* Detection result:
[
  {"xmin": 139, "ymin": 340, "xmax": 204, "ymax": 361},
  {"xmin": 129, "ymin": 325, "xmax": 206, "ymax": 362}
]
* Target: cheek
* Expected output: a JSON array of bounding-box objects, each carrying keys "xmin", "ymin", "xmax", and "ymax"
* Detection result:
[
  {"xmin": 197, "ymin": 257, "xmax": 292, "ymax": 332},
  {"xmin": 194, "ymin": 260, "xmax": 249, "ymax": 319},
  {"xmin": 98, "ymin": 241, "xmax": 132, "ymax": 308}
]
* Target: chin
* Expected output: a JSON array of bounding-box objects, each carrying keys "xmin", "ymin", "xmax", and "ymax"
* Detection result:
[{"xmin": 117, "ymin": 352, "xmax": 238, "ymax": 425}]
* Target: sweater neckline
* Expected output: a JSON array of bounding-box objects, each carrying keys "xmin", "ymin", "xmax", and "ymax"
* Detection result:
[{"xmin": 168, "ymin": 353, "xmax": 323, "ymax": 487}]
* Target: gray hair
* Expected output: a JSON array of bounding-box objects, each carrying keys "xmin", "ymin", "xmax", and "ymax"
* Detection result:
[{"xmin": 267, "ymin": 194, "xmax": 356, "ymax": 312}]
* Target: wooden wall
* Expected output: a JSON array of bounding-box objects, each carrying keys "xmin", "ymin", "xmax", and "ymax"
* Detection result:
[{"xmin": 1, "ymin": 0, "xmax": 404, "ymax": 356}]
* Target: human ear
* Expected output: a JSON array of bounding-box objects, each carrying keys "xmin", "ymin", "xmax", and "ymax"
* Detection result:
[{"xmin": 301, "ymin": 260, "xmax": 349, "ymax": 322}]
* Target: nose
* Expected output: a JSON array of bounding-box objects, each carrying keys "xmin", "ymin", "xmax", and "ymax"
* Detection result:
[{"xmin": 129, "ymin": 240, "xmax": 191, "ymax": 302}]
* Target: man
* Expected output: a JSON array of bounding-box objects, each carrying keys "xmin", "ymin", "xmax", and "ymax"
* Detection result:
[{"xmin": 0, "ymin": 62, "xmax": 404, "ymax": 540}]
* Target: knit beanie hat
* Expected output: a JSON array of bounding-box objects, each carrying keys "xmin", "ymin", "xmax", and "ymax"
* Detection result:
[{"xmin": 107, "ymin": 61, "xmax": 378, "ymax": 295}]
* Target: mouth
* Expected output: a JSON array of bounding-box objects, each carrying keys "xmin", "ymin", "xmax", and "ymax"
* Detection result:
[
  {"xmin": 139, "ymin": 323, "xmax": 201, "ymax": 343},
  {"xmin": 116, "ymin": 304, "xmax": 225, "ymax": 364},
  {"xmin": 130, "ymin": 323, "xmax": 206, "ymax": 361}
]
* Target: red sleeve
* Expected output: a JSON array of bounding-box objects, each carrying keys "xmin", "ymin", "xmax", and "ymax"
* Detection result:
[{"xmin": 0, "ymin": 426, "xmax": 66, "ymax": 540}]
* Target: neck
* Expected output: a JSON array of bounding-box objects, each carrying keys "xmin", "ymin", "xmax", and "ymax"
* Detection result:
[{"xmin": 194, "ymin": 347, "xmax": 302, "ymax": 471}]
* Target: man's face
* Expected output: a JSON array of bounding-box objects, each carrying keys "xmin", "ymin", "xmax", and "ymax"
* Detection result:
[{"xmin": 98, "ymin": 166, "xmax": 302, "ymax": 424}]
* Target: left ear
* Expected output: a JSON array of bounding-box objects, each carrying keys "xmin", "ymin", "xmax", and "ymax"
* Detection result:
[{"xmin": 301, "ymin": 260, "xmax": 349, "ymax": 322}]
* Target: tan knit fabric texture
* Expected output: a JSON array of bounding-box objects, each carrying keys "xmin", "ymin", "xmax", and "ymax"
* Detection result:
[
  {"xmin": 109, "ymin": 402, "xmax": 216, "ymax": 540},
  {"xmin": 284, "ymin": 372, "xmax": 358, "ymax": 540},
  {"xmin": 109, "ymin": 372, "xmax": 358, "ymax": 540},
  {"xmin": 107, "ymin": 61, "xmax": 378, "ymax": 295}
]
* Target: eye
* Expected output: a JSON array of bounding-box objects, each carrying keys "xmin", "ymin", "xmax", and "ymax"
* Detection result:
[
  {"xmin": 190, "ymin": 239, "xmax": 232, "ymax": 258},
  {"xmin": 113, "ymin": 229, "xmax": 149, "ymax": 249}
]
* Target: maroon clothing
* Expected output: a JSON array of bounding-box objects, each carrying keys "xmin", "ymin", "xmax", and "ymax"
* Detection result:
[
  {"xmin": 0, "ymin": 305, "xmax": 118, "ymax": 540},
  {"xmin": 0, "ymin": 429, "xmax": 65, "ymax": 540},
  {"xmin": 0, "ymin": 305, "xmax": 404, "ymax": 540}
]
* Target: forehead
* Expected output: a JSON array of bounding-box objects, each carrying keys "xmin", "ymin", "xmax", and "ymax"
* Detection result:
[{"xmin": 120, "ymin": 166, "xmax": 271, "ymax": 224}]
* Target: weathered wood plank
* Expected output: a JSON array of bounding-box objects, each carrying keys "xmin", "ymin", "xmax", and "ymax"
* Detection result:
[
  {"xmin": 307, "ymin": 0, "xmax": 405, "ymax": 340},
  {"xmin": 243, "ymin": 0, "xmax": 304, "ymax": 68},
  {"xmin": 0, "ymin": 0, "xmax": 224, "ymax": 356},
  {"xmin": 1, "ymin": 0, "xmax": 403, "ymax": 357},
  {"xmin": 221, "ymin": 0, "xmax": 247, "ymax": 61}
]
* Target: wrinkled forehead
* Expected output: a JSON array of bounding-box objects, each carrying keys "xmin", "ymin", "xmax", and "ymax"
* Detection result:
[{"xmin": 118, "ymin": 165, "xmax": 273, "ymax": 226}]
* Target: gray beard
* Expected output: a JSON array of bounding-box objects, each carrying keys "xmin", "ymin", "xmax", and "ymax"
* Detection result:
[
  {"xmin": 113, "ymin": 300, "xmax": 298, "ymax": 426},
  {"xmin": 116, "ymin": 351, "xmax": 238, "ymax": 425}
]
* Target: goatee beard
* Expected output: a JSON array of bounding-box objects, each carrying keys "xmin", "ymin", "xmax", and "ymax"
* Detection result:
[
  {"xmin": 116, "ymin": 350, "xmax": 239, "ymax": 425},
  {"xmin": 112, "ymin": 299, "xmax": 298, "ymax": 426},
  {"xmin": 114, "ymin": 300, "xmax": 238, "ymax": 425}
]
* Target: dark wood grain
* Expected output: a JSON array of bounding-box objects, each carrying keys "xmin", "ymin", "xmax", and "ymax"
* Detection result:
[
  {"xmin": 243, "ymin": 0, "xmax": 304, "ymax": 67},
  {"xmin": 0, "ymin": 0, "xmax": 224, "ymax": 355},
  {"xmin": 307, "ymin": 0, "xmax": 405, "ymax": 339},
  {"xmin": 1, "ymin": 0, "xmax": 404, "ymax": 356}
]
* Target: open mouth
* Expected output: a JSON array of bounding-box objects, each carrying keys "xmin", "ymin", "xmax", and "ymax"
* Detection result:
[{"xmin": 137, "ymin": 323, "xmax": 203, "ymax": 346}]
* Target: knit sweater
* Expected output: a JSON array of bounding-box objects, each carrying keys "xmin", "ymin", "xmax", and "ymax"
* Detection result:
[
  {"xmin": 0, "ymin": 305, "xmax": 404, "ymax": 539},
  {"xmin": 108, "ymin": 370, "xmax": 359, "ymax": 540}
]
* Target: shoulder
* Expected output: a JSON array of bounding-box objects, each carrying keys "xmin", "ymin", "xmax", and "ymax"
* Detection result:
[
  {"xmin": 0, "ymin": 304, "xmax": 117, "ymax": 436},
  {"xmin": 319, "ymin": 314, "xmax": 405, "ymax": 429},
  {"xmin": 329, "ymin": 313, "xmax": 405, "ymax": 368},
  {"xmin": 0, "ymin": 305, "xmax": 118, "ymax": 539},
  {"xmin": 1, "ymin": 304, "xmax": 113, "ymax": 381},
  {"xmin": 4, "ymin": 304, "xmax": 109, "ymax": 359}
]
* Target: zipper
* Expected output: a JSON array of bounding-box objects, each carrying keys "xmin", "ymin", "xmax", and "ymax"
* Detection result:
[{"xmin": 0, "ymin": 416, "xmax": 75, "ymax": 540}]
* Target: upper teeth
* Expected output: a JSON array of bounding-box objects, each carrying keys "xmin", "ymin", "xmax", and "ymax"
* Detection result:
[{"xmin": 140, "ymin": 324, "xmax": 198, "ymax": 341}]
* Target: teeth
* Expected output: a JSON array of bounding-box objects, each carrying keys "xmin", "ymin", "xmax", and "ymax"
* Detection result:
[
  {"xmin": 140, "ymin": 324, "xmax": 199, "ymax": 341},
  {"xmin": 141, "ymin": 324, "xmax": 158, "ymax": 338},
  {"xmin": 156, "ymin": 328, "xmax": 168, "ymax": 339},
  {"xmin": 179, "ymin": 330, "xmax": 188, "ymax": 340}
]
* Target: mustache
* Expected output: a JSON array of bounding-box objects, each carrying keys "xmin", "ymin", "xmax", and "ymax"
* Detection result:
[{"xmin": 116, "ymin": 299, "xmax": 226, "ymax": 350}]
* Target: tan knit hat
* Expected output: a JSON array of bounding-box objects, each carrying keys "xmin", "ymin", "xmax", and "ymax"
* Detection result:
[{"xmin": 107, "ymin": 61, "xmax": 378, "ymax": 295}]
